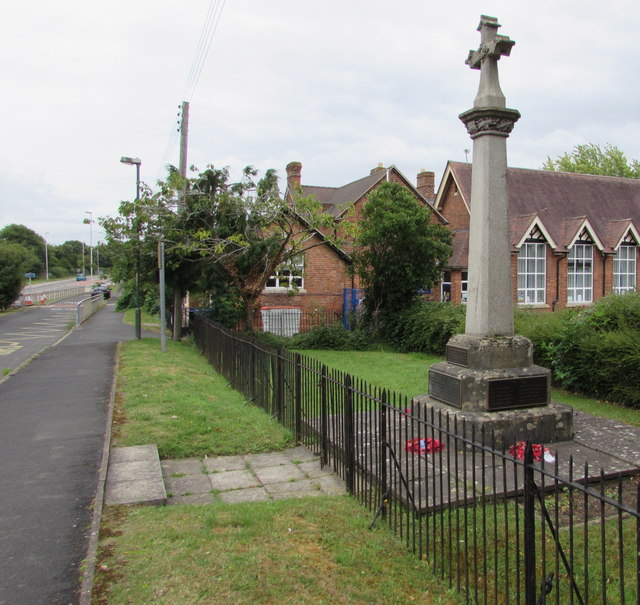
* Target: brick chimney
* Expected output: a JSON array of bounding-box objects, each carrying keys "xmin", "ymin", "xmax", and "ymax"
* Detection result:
[
  {"xmin": 286, "ymin": 161, "xmax": 302, "ymax": 191},
  {"xmin": 370, "ymin": 162, "xmax": 385, "ymax": 175},
  {"xmin": 416, "ymin": 169, "xmax": 435, "ymax": 201}
]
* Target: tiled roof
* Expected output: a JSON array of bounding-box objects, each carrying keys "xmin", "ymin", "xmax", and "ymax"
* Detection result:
[
  {"xmin": 448, "ymin": 229, "xmax": 469, "ymax": 269},
  {"xmin": 301, "ymin": 171, "xmax": 388, "ymax": 216},
  {"xmin": 445, "ymin": 161, "xmax": 640, "ymax": 254}
]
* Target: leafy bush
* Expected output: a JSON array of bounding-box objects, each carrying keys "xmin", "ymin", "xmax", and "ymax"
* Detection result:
[
  {"xmin": 514, "ymin": 307, "xmax": 576, "ymax": 368},
  {"xmin": 289, "ymin": 324, "xmax": 376, "ymax": 351},
  {"xmin": 0, "ymin": 241, "xmax": 36, "ymax": 309},
  {"xmin": 195, "ymin": 285, "xmax": 244, "ymax": 329},
  {"xmin": 385, "ymin": 302, "xmax": 465, "ymax": 355},
  {"xmin": 547, "ymin": 293, "xmax": 640, "ymax": 407},
  {"xmin": 580, "ymin": 291, "xmax": 640, "ymax": 331},
  {"xmin": 249, "ymin": 324, "xmax": 379, "ymax": 352},
  {"xmin": 116, "ymin": 281, "xmax": 159, "ymax": 315}
]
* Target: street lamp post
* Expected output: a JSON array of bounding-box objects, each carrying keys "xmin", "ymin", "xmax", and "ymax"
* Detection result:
[
  {"xmin": 158, "ymin": 240, "xmax": 167, "ymax": 353},
  {"xmin": 85, "ymin": 211, "xmax": 93, "ymax": 277},
  {"xmin": 120, "ymin": 156, "xmax": 142, "ymax": 339}
]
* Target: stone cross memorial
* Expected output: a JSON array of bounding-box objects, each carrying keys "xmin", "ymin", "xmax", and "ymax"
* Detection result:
[{"xmin": 421, "ymin": 16, "xmax": 573, "ymax": 448}]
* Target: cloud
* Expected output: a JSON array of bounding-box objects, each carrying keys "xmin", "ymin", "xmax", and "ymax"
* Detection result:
[{"xmin": 2, "ymin": 0, "xmax": 640, "ymax": 243}]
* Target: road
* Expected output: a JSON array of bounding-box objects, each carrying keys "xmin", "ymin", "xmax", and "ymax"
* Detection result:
[
  {"xmin": 0, "ymin": 298, "xmax": 139, "ymax": 604},
  {"xmin": 0, "ymin": 294, "xmax": 93, "ymax": 375}
]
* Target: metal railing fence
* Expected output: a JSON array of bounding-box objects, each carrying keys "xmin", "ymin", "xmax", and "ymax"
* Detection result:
[
  {"xmin": 75, "ymin": 293, "xmax": 106, "ymax": 325},
  {"xmin": 14, "ymin": 285, "xmax": 88, "ymax": 307},
  {"xmin": 193, "ymin": 316, "xmax": 640, "ymax": 605}
]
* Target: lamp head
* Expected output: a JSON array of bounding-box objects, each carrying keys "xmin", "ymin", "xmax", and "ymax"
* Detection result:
[{"xmin": 120, "ymin": 156, "xmax": 142, "ymax": 165}]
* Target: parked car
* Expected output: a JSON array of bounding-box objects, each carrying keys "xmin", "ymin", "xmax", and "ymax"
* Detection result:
[
  {"xmin": 76, "ymin": 274, "xmax": 87, "ymax": 281},
  {"xmin": 91, "ymin": 283, "xmax": 111, "ymax": 299}
]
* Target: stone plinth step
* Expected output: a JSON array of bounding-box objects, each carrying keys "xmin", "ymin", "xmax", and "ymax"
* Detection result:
[{"xmin": 105, "ymin": 445, "xmax": 167, "ymax": 506}]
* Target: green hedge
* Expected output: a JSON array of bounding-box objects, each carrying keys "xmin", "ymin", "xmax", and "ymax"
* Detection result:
[
  {"xmin": 385, "ymin": 302, "xmax": 465, "ymax": 355},
  {"xmin": 514, "ymin": 308, "xmax": 575, "ymax": 368},
  {"xmin": 253, "ymin": 324, "xmax": 377, "ymax": 351},
  {"xmin": 542, "ymin": 293, "xmax": 640, "ymax": 407}
]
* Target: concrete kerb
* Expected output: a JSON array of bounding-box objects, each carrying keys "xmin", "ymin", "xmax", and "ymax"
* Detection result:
[{"xmin": 78, "ymin": 342, "xmax": 120, "ymax": 605}]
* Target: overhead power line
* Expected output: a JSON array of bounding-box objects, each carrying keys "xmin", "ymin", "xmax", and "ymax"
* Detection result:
[
  {"xmin": 158, "ymin": 0, "xmax": 226, "ymax": 181},
  {"xmin": 182, "ymin": 0, "xmax": 226, "ymax": 103}
]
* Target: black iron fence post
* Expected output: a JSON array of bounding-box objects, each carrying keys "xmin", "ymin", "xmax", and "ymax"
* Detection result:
[
  {"xmin": 294, "ymin": 353, "xmax": 302, "ymax": 442},
  {"xmin": 524, "ymin": 442, "xmax": 537, "ymax": 605},
  {"xmin": 277, "ymin": 348, "xmax": 284, "ymax": 424},
  {"xmin": 380, "ymin": 391, "xmax": 387, "ymax": 519},
  {"xmin": 344, "ymin": 373, "xmax": 355, "ymax": 495},
  {"xmin": 321, "ymin": 365, "xmax": 328, "ymax": 466}
]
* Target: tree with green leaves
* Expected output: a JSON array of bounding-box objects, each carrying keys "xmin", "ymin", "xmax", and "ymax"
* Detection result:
[
  {"xmin": 0, "ymin": 224, "xmax": 45, "ymax": 275},
  {"xmin": 0, "ymin": 241, "xmax": 37, "ymax": 309},
  {"xmin": 170, "ymin": 165, "xmax": 337, "ymax": 329},
  {"xmin": 100, "ymin": 179, "xmax": 176, "ymax": 320},
  {"xmin": 101, "ymin": 164, "xmax": 338, "ymax": 331},
  {"xmin": 542, "ymin": 143, "xmax": 640, "ymax": 178},
  {"xmin": 351, "ymin": 181, "xmax": 452, "ymax": 331}
]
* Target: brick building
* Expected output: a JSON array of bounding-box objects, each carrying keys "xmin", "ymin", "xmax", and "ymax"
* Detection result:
[
  {"xmin": 257, "ymin": 162, "xmax": 445, "ymax": 327},
  {"xmin": 434, "ymin": 161, "xmax": 640, "ymax": 309}
]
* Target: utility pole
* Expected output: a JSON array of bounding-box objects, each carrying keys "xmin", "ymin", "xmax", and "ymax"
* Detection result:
[
  {"xmin": 178, "ymin": 101, "xmax": 189, "ymax": 211},
  {"xmin": 45, "ymin": 232, "xmax": 49, "ymax": 280},
  {"xmin": 173, "ymin": 101, "xmax": 189, "ymax": 340}
]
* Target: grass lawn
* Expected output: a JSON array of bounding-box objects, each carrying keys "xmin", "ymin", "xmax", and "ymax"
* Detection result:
[
  {"xmin": 121, "ymin": 309, "xmax": 168, "ymax": 334},
  {"xmin": 97, "ymin": 499, "xmax": 460, "ymax": 605},
  {"xmin": 96, "ymin": 337, "xmax": 462, "ymax": 604},
  {"xmin": 297, "ymin": 349, "xmax": 640, "ymax": 426},
  {"xmin": 113, "ymin": 339, "xmax": 294, "ymax": 458}
]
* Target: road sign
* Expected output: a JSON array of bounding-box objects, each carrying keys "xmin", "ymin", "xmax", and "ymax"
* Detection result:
[{"xmin": 24, "ymin": 273, "xmax": 36, "ymax": 278}]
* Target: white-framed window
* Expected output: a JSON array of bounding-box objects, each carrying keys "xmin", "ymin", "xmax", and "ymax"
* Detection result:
[
  {"xmin": 567, "ymin": 243, "xmax": 593, "ymax": 303},
  {"xmin": 517, "ymin": 242, "xmax": 546, "ymax": 304},
  {"xmin": 614, "ymin": 244, "xmax": 637, "ymax": 294},
  {"xmin": 266, "ymin": 255, "xmax": 304, "ymax": 289},
  {"xmin": 461, "ymin": 271, "xmax": 468, "ymax": 304}
]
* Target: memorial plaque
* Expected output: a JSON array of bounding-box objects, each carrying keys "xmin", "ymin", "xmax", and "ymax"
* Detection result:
[
  {"xmin": 446, "ymin": 345, "xmax": 469, "ymax": 367},
  {"xmin": 487, "ymin": 376, "xmax": 548, "ymax": 411},
  {"xmin": 429, "ymin": 369, "xmax": 462, "ymax": 407}
]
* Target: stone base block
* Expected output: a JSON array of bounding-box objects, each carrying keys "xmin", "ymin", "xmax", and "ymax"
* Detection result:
[
  {"xmin": 429, "ymin": 362, "xmax": 551, "ymax": 412},
  {"xmin": 446, "ymin": 333, "xmax": 533, "ymax": 369},
  {"xmin": 414, "ymin": 396, "xmax": 574, "ymax": 450}
]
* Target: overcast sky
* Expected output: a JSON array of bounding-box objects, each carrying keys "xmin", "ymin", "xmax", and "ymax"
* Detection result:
[{"xmin": 2, "ymin": 1, "xmax": 639, "ymax": 245}]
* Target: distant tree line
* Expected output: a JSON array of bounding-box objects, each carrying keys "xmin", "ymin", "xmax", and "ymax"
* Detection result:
[
  {"xmin": 0, "ymin": 223, "xmax": 114, "ymax": 309},
  {"xmin": 543, "ymin": 143, "xmax": 640, "ymax": 178}
]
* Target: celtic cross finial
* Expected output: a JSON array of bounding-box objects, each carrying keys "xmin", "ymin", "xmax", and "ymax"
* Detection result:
[{"xmin": 465, "ymin": 15, "xmax": 515, "ymax": 108}]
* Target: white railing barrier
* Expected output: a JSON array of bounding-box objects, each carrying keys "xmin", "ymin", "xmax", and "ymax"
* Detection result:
[
  {"xmin": 75, "ymin": 294, "xmax": 106, "ymax": 326},
  {"xmin": 14, "ymin": 286, "xmax": 88, "ymax": 308}
]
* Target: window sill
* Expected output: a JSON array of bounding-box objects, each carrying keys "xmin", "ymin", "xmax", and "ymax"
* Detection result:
[
  {"xmin": 517, "ymin": 303, "xmax": 549, "ymax": 309},
  {"xmin": 566, "ymin": 301, "xmax": 593, "ymax": 307},
  {"xmin": 263, "ymin": 287, "xmax": 306, "ymax": 294}
]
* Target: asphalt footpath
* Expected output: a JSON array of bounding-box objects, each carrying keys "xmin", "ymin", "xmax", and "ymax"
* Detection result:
[{"xmin": 0, "ymin": 300, "xmax": 152, "ymax": 605}]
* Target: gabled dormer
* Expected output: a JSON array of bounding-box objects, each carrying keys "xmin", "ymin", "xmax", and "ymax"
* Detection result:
[{"xmin": 514, "ymin": 215, "xmax": 557, "ymax": 251}]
